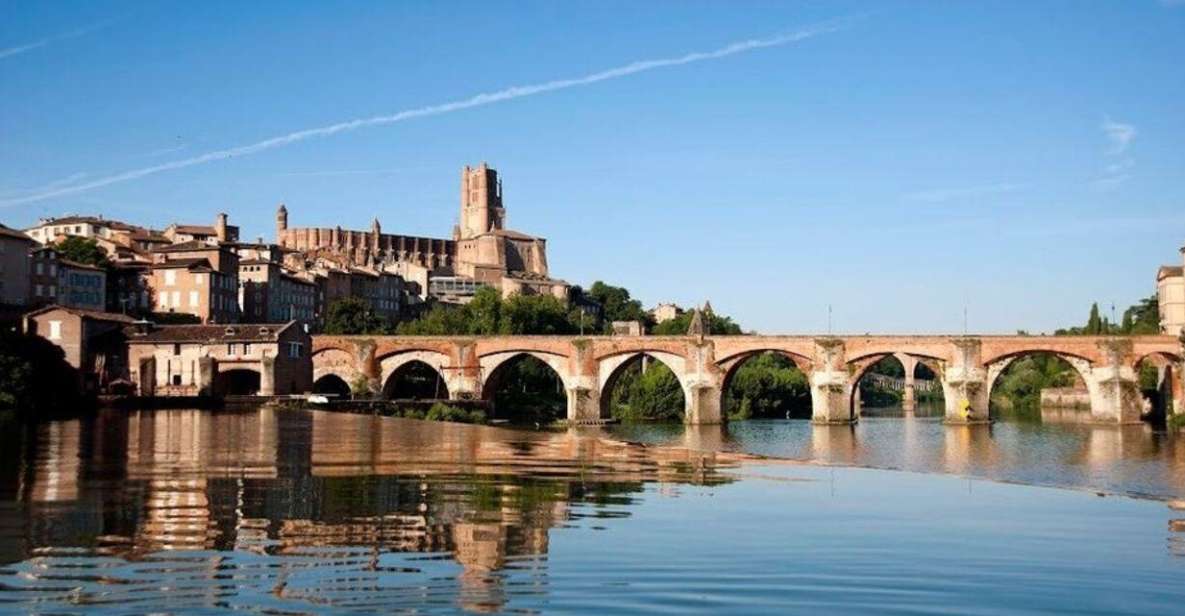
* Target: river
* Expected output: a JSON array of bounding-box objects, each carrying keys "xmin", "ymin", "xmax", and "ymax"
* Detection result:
[{"xmin": 0, "ymin": 407, "xmax": 1182, "ymax": 614}]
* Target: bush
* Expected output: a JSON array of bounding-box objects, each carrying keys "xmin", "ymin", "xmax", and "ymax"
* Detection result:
[{"xmin": 426, "ymin": 402, "xmax": 483, "ymax": 424}]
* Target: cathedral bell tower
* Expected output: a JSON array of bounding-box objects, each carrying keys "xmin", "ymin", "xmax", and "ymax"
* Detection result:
[
  {"xmin": 276, "ymin": 204, "xmax": 288, "ymax": 244},
  {"xmin": 459, "ymin": 162, "xmax": 505, "ymax": 240}
]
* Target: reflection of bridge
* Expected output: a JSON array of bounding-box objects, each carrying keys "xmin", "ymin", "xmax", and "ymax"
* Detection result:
[{"xmin": 312, "ymin": 334, "xmax": 1184, "ymax": 424}]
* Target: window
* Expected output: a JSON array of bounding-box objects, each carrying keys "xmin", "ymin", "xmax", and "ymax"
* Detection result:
[
  {"xmin": 164, "ymin": 269, "xmax": 176, "ymax": 286},
  {"xmin": 242, "ymin": 343, "xmax": 251, "ymax": 355},
  {"xmin": 227, "ymin": 343, "xmax": 235, "ymax": 355},
  {"xmin": 48, "ymin": 264, "xmax": 56, "ymax": 276},
  {"xmin": 35, "ymin": 263, "xmax": 43, "ymax": 275},
  {"xmin": 288, "ymin": 342, "xmax": 302, "ymax": 358},
  {"xmin": 194, "ymin": 273, "xmax": 204, "ymax": 285},
  {"xmin": 48, "ymin": 285, "xmax": 56, "ymax": 298},
  {"xmin": 171, "ymin": 291, "xmax": 180, "ymax": 307},
  {"xmin": 189, "ymin": 291, "xmax": 199, "ymax": 307},
  {"xmin": 48, "ymin": 320, "xmax": 61, "ymax": 340},
  {"xmin": 173, "ymin": 343, "xmax": 181, "ymax": 356},
  {"xmin": 34, "ymin": 284, "xmax": 42, "ymax": 297}
]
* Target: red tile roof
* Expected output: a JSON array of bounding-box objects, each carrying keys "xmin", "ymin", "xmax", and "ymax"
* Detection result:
[{"xmin": 126, "ymin": 321, "xmax": 298, "ymax": 343}]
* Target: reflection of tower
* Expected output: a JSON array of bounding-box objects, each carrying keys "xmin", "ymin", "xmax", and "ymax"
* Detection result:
[{"xmin": 459, "ymin": 163, "xmax": 505, "ymax": 239}]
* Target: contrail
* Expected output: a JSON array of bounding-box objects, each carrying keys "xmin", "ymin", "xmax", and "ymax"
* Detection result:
[
  {"xmin": 0, "ymin": 19, "xmax": 116, "ymax": 60},
  {"xmin": 2, "ymin": 20, "xmax": 845, "ymax": 207}
]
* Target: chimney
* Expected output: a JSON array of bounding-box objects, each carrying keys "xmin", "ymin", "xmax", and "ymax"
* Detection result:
[
  {"xmin": 132, "ymin": 319, "xmax": 153, "ymax": 336},
  {"xmin": 215, "ymin": 213, "xmax": 228, "ymax": 242}
]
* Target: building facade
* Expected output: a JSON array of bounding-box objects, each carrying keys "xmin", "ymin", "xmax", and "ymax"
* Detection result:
[
  {"xmin": 1158, "ymin": 245, "xmax": 1185, "ymax": 336},
  {"xmin": 23, "ymin": 306, "xmax": 136, "ymax": 392},
  {"xmin": 0, "ymin": 224, "xmax": 34, "ymax": 310},
  {"xmin": 148, "ymin": 242, "xmax": 240, "ymax": 323},
  {"xmin": 29, "ymin": 247, "xmax": 107, "ymax": 312},
  {"xmin": 126, "ymin": 321, "xmax": 311, "ymax": 396},
  {"xmin": 239, "ymin": 260, "xmax": 317, "ymax": 324}
]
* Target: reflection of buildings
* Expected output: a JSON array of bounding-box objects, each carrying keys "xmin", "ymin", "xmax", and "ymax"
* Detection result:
[{"xmin": 6, "ymin": 409, "xmax": 737, "ymax": 612}]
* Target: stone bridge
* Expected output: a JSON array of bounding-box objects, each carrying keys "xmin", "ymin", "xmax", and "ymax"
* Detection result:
[{"xmin": 310, "ymin": 334, "xmax": 1185, "ymax": 424}]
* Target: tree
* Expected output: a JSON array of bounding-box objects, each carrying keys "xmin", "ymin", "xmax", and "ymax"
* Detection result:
[
  {"xmin": 1086, "ymin": 303, "xmax": 1102, "ymax": 335},
  {"xmin": 609, "ymin": 360, "xmax": 685, "ymax": 422},
  {"xmin": 397, "ymin": 288, "xmax": 581, "ymax": 336},
  {"xmin": 585, "ymin": 281, "xmax": 653, "ymax": 332},
  {"xmin": 0, "ymin": 331, "xmax": 86, "ymax": 416},
  {"xmin": 324, "ymin": 297, "xmax": 390, "ymax": 335},
  {"xmin": 55, "ymin": 236, "xmax": 110, "ymax": 268},
  {"xmin": 652, "ymin": 310, "xmax": 742, "ymax": 335}
]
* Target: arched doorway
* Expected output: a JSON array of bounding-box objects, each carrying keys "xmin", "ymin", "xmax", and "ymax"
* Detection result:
[
  {"xmin": 599, "ymin": 353, "xmax": 686, "ymax": 422},
  {"xmin": 481, "ymin": 354, "xmax": 567, "ymax": 424},
  {"xmin": 383, "ymin": 360, "xmax": 450, "ymax": 401},
  {"xmin": 218, "ymin": 369, "xmax": 261, "ymax": 396},
  {"xmin": 720, "ymin": 351, "xmax": 810, "ymax": 420},
  {"xmin": 313, "ymin": 374, "xmax": 352, "ymax": 398},
  {"xmin": 987, "ymin": 352, "xmax": 1089, "ymax": 422}
]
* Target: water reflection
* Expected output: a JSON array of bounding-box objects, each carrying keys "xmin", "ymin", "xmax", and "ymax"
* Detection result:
[
  {"xmin": 0, "ymin": 409, "xmax": 740, "ymax": 613},
  {"xmin": 609, "ymin": 410, "xmax": 1185, "ymax": 499}
]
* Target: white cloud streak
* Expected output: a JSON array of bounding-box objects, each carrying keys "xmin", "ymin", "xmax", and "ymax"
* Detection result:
[
  {"xmin": 1092, "ymin": 116, "xmax": 1137, "ymax": 190},
  {"xmin": 1, "ymin": 20, "xmax": 846, "ymax": 208},
  {"xmin": 0, "ymin": 19, "xmax": 116, "ymax": 61}
]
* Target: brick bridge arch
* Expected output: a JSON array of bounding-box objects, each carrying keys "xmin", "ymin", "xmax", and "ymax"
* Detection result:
[{"xmin": 311, "ymin": 334, "xmax": 1183, "ymax": 425}]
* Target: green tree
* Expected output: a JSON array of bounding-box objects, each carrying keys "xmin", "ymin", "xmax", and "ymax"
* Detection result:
[
  {"xmin": 397, "ymin": 288, "xmax": 581, "ymax": 336},
  {"xmin": 585, "ymin": 281, "xmax": 653, "ymax": 332},
  {"xmin": 652, "ymin": 310, "xmax": 742, "ymax": 335},
  {"xmin": 55, "ymin": 236, "xmax": 110, "ymax": 268},
  {"xmin": 610, "ymin": 360, "xmax": 685, "ymax": 422},
  {"xmin": 501, "ymin": 293, "xmax": 579, "ymax": 335},
  {"xmin": 0, "ymin": 331, "xmax": 86, "ymax": 416},
  {"xmin": 723, "ymin": 352, "xmax": 810, "ymax": 419},
  {"xmin": 1086, "ymin": 303, "xmax": 1102, "ymax": 335},
  {"xmin": 324, "ymin": 296, "xmax": 390, "ymax": 334}
]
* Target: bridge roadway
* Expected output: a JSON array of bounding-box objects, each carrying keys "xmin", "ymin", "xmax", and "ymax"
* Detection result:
[{"xmin": 310, "ymin": 334, "xmax": 1185, "ymax": 424}]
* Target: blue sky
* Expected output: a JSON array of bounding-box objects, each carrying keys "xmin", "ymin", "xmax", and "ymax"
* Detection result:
[{"xmin": 2, "ymin": 1, "xmax": 1183, "ymax": 334}]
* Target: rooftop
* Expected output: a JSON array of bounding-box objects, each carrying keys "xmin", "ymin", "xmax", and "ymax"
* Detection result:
[
  {"xmin": 126, "ymin": 321, "xmax": 297, "ymax": 344},
  {"xmin": 0, "ymin": 224, "xmax": 34, "ymax": 242},
  {"xmin": 24, "ymin": 304, "xmax": 137, "ymax": 324},
  {"xmin": 151, "ymin": 257, "xmax": 214, "ymax": 271},
  {"xmin": 1159, "ymin": 265, "xmax": 1184, "ymax": 280},
  {"xmin": 152, "ymin": 240, "xmax": 224, "ymax": 253}
]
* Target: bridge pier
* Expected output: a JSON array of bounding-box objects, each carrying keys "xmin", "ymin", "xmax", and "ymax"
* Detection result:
[
  {"xmin": 811, "ymin": 338, "xmax": 855, "ymax": 424},
  {"xmin": 1082, "ymin": 340, "xmax": 1142, "ymax": 423},
  {"xmin": 685, "ymin": 383, "xmax": 723, "ymax": 425},
  {"xmin": 942, "ymin": 339, "xmax": 989, "ymax": 424},
  {"xmin": 898, "ymin": 354, "xmax": 919, "ymax": 412},
  {"xmin": 566, "ymin": 386, "xmax": 601, "ymax": 422}
]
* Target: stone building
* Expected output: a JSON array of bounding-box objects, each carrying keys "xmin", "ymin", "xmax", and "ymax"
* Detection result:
[
  {"xmin": 147, "ymin": 241, "xmax": 240, "ymax": 323},
  {"xmin": 23, "ymin": 305, "xmax": 136, "ymax": 392},
  {"xmin": 0, "ymin": 224, "xmax": 34, "ymax": 312},
  {"xmin": 125, "ymin": 321, "xmax": 311, "ymax": 396},
  {"xmin": 239, "ymin": 259, "xmax": 316, "ymax": 324},
  {"xmin": 29, "ymin": 246, "xmax": 107, "ymax": 312},
  {"xmin": 163, "ymin": 213, "xmax": 239, "ymax": 245},
  {"xmin": 275, "ymin": 163, "xmax": 567, "ymax": 301},
  {"xmin": 651, "ymin": 303, "xmax": 681, "ymax": 324},
  {"xmin": 1158, "ymin": 250, "xmax": 1184, "ymax": 336}
]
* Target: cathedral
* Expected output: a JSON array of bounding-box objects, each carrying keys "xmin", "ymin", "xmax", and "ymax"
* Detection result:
[{"xmin": 275, "ymin": 163, "xmax": 568, "ymax": 300}]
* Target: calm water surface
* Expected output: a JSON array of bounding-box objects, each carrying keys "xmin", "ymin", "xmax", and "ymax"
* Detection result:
[{"xmin": 0, "ymin": 407, "xmax": 1183, "ymax": 614}]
